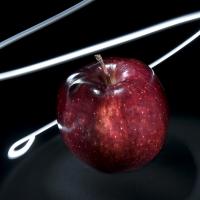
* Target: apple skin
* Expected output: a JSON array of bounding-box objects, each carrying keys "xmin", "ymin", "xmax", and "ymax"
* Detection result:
[{"xmin": 57, "ymin": 57, "xmax": 169, "ymax": 173}]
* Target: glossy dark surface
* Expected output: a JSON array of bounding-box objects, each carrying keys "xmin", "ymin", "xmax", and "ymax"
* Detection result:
[
  {"xmin": 0, "ymin": 117, "xmax": 198, "ymax": 200},
  {"xmin": 57, "ymin": 57, "xmax": 168, "ymax": 172}
]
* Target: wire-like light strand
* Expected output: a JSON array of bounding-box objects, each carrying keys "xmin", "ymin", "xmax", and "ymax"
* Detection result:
[
  {"xmin": 1, "ymin": 11, "xmax": 200, "ymax": 81},
  {"xmin": 149, "ymin": 29, "xmax": 200, "ymax": 68},
  {"xmin": 8, "ymin": 120, "xmax": 57, "ymax": 159},
  {"xmin": 7, "ymin": 27, "xmax": 200, "ymax": 159},
  {"xmin": 7, "ymin": 11, "xmax": 200, "ymax": 159},
  {"xmin": 0, "ymin": 0, "xmax": 95, "ymax": 50}
]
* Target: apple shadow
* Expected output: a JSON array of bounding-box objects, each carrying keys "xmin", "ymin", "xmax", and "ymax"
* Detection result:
[{"xmin": 0, "ymin": 117, "xmax": 198, "ymax": 200}]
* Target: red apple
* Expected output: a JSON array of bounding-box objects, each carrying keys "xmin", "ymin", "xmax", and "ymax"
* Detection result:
[{"xmin": 57, "ymin": 56, "xmax": 168, "ymax": 172}]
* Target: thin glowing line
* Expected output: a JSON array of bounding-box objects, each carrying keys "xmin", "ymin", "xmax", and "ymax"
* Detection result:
[
  {"xmin": 7, "ymin": 29, "xmax": 200, "ymax": 159},
  {"xmin": 8, "ymin": 120, "xmax": 57, "ymax": 159},
  {"xmin": 149, "ymin": 29, "xmax": 200, "ymax": 68},
  {"xmin": 7, "ymin": 12, "xmax": 200, "ymax": 159},
  {"xmin": 1, "ymin": 11, "xmax": 200, "ymax": 81},
  {"xmin": 0, "ymin": 0, "xmax": 95, "ymax": 50}
]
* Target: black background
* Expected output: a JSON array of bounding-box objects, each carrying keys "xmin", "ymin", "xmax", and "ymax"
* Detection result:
[{"xmin": 0, "ymin": 0, "xmax": 200, "ymax": 197}]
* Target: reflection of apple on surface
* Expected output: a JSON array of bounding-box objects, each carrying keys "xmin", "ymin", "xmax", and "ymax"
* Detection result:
[{"xmin": 57, "ymin": 56, "xmax": 169, "ymax": 172}]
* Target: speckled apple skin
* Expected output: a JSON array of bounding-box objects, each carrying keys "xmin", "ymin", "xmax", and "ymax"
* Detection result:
[{"xmin": 57, "ymin": 57, "xmax": 169, "ymax": 172}]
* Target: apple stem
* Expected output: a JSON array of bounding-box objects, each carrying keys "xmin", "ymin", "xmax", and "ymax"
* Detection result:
[
  {"xmin": 95, "ymin": 54, "xmax": 111, "ymax": 84},
  {"xmin": 95, "ymin": 54, "xmax": 109, "ymax": 74}
]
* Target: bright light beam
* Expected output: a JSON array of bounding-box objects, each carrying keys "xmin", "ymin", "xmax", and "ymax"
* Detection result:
[
  {"xmin": 0, "ymin": 0, "xmax": 95, "ymax": 49},
  {"xmin": 149, "ymin": 29, "xmax": 200, "ymax": 68},
  {"xmin": 7, "ymin": 12, "xmax": 200, "ymax": 159},
  {"xmin": 8, "ymin": 120, "xmax": 57, "ymax": 159},
  {"xmin": 7, "ymin": 27, "xmax": 200, "ymax": 159},
  {"xmin": 1, "ymin": 11, "xmax": 200, "ymax": 81}
]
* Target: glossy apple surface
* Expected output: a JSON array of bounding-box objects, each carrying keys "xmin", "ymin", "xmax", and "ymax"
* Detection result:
[{"xmin": 57, "ymin": 57, "xmax": 168, "ymax": 172}]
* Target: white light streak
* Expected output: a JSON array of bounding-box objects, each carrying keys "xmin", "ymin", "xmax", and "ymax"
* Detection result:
[
  {"xmin": 8, "ymin": 120, "xmax": 57, "ymax": 159},
  {"xmin": 6, "ymin": 11, "xmax": 200, "ymax": 159},
  {"xmin": 149, "ymin": 29, "xmax": 200, "ymax": 68},
  {"xmin": 0, "ymin": 0, "xmax": 95, "ymax": 49},
  {"xmin": 1, "ymin": 11, "xmax": 200, "ymax": 81}
]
